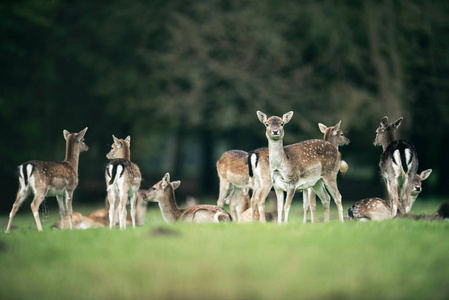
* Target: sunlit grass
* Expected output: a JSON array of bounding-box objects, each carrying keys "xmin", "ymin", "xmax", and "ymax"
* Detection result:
[{"xmin": 0, "ymin": 198, "xmax": 448, "ymax": 299}]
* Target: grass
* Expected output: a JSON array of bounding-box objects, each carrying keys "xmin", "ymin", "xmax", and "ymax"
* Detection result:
[{"xmin": 0, "ymin": 198, "xmax": 448, "ymax": 300}]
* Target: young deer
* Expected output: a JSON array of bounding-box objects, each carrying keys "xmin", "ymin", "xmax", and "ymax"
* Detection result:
[
  {"xmin": 257, "ymin": 111, "xmax": 345, "ymax": 223},
  {"xmin": 145, "ymin": 173, "xmax": 232, "ymax": 223},
  {"xmin": 238, "ymin": 188, "xmax": 274, "ymax": 222},
  {"xmin": 374, "ymin": 116, "xmax": 418, "ymax": 216},
  {"xmin": 216, "ymin": 150, "xmax": 254, "ymax": 221},
  {"xmin": 303, "ymin": 121, "xmax": 350, "ymax": 223},
  {"xmin": 5, "ymin": 128, "xmax": 88, "ymax": 233},
  {"xmin": 344, "ymin": 169, "xmax": 432, "ymax": 221},
  {"xmin": 105, "ymin": 135, "xmax": 142, "ymax": 229}
]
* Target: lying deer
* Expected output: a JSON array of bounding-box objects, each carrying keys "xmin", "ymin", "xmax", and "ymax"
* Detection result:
[
  {"xmin": 52, "ymin": 189, "xmax": 149, "ymax": 229},
  {"xmin": 345, "ymin": 169, "xmax": 432, "ymax": 220},
  {"xmin": 145, "ymin": 173, "xmax": 232, "ymax": 223},
  {"xmin": 105, "ymin": 135, "xmax": 142, "ymax": 229},
  {"xmin": 5, "ymin": 128, "xmax": 88, "ymax": 233},
  {"xmin": 216, "ymin": 150, "xmax": 254, "ymax": 221},
  {"xmin": 238, "ymin": 188, "xmax": 274, "ymax": 222},
  {"xmin": 374, "ymin": 116, "xmax": 418, "ymax": 216},
  {"xmin": 257, "ymin": 111, "xmax": 345, "ymax": 223},
  {"xmin": 303, "ymin": 121, "xmax": 350, "ymax": 223}
]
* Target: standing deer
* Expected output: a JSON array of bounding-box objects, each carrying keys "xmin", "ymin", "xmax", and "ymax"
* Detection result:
[
  {"xmin": 145, "ymin": 173, "xmax": 231, "ymax": 223},
  {"xmin": 5, "ymin": 128, "xmax": 88, "ymax": 233},
  {"xmin": 216, "ymin": 150, "xmax": 254, "ymax": 221},
  {"xmin": 373, "ymin": 116, "xmax": 418, "ymax": 216},
  {"xmin": 105, "ymin": 135, "xmax": 141, "ymax": 229},
  {"xmin": 303, "ymin": 121, "xmax": 350, "ymax": 223},
  {"xmin": 257, "ymin": 111, "xmax": 345, "ymax": 223},
  {"xmin": 345, "ymin": 169, "xmax": 432, "ymax": 221}
]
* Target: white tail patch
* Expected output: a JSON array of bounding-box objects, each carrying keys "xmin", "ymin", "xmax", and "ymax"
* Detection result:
[{"xmin": 405, "ymin": 148, "xmax": 413, "ymax": 171}]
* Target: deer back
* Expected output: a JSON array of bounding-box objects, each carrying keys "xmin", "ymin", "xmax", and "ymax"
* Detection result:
[
  {"xmin": 216, "ymin": 150, "xmax": 252, "ymax": 188},
  {"xmin": 180, "ymin": 205, "xmax": 232, "ymax": 223},
  {"xmin": 344, "ymin": 198, "xmax": 392, "ymax": 221},
  {"xmin": 247, "ymin": 147, "xmax": 270, "ymax": 185},
  {"xmin": 106, "ymin": 158, "xmax": 142, "ymax": 188}
]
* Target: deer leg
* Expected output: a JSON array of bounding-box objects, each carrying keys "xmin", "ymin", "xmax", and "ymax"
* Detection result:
[
  {"xmin": 309, "ymin": 189, "xmax": 317, "ymax": 223},
  {"xmin": 313, "ymin": 180, "xmax": 331, "ymax": 222},
  {"xmin": 256, "ymin": 184, "xmax": 272, "ymax": 223},
  {"xmin": 229, "ymin": 188, "xmax": 241, "ymax": 221},
  {"xmin": 323, "ymin": 178, "xmax": 344, "ymax": 222},
  {"xmin": 129, "ymin": 190, "xmax": 137, "ymax": 228},
  {"xmin": 284, "ymin": 188, "xmax": 296, "ymax": 223},
  {"xmin": 5, "ymin": 186, "xmax": 30, "ymax": 233},
  {"xmin": 65, "ymin": 190, "xmax": 74, "ymax": 229},
  {"xmin": 389, "ymin": 182, "xmax": 400, "ymax": 217},
  {"xmin": 30, "ymin": 190, "xmax": 47, "ymax": 231},
  {"xmin": 56, "ymin": 195, "xmax": 66, "ymax": 229},
  {"xmin": 118, "ymin": 189, "xmax": 128, "ymax": 230},
  {"xmin": 217, "ymin": 179, "xmax": 230, "ymax": 207},
  {"xmin": 107, "ymin": 188, "xmax": 116, "ymax": 229},
  {"xmin": 302, "ymin": 190, "xmax": 310, "ymax": 224},
  {"xmin": 274, "ymin": 188, "xmax": 285, "ymax": 224}
]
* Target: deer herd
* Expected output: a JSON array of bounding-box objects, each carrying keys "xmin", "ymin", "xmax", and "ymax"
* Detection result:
[{"xmin": 4, "ymin": 111, "xmax": 445, "ymax": 233}]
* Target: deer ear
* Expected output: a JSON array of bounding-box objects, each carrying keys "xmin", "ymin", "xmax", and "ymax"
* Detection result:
[
  {"xmin": 63, "ymin": 130, "xmax": 71, "ymax": 140},
  {"xmin": 282, "ymin": 111, "xmax": 294, "ymax": 124},
  {"xmin": 257, "ymin": 111, "xmax": 267, "ymax": 124},
  {"xmin": 171, "ymin": 181, "xmax": 181, "ymax": 190},
  {"xmin": 125, "ymin": 136, "xmax": 131, "ymax": 144},
  {"xmin": 419, "ymin": 169, "xmax": 432, "ymax": 181},
  {"xmin": 392, "ymin": 117, "xmax": 403, "ymax": 129},
  {"xmin": 334, "ymin": 121, "xmax": 341, "ymax": 130},
  {"xmin": 380, "ymin": 116, "xmax": 389, "ymax": 129},
  {"xmin": 161, "ymin": 172, "xmax": 170, "ymax": 188},
  {"xmin": 112, "ymin": 135, "xmax": 122, "ymax": 148},
  {"xmin": 76, "ymin": 127, "xmax": 88, "ymax": 141},
  {"xmin": 318, "ymin": 123, "xmax": 327, "ymax": 134}
]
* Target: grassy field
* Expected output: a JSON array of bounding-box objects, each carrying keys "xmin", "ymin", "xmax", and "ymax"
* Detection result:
[{"xmin": 0, "ymin": 198, "xmax": 448, "ymax": 300}]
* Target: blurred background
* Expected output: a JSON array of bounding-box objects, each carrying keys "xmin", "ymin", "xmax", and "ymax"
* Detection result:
[{"xmin": 1, "ymin": 0, "xmax": 448, "ymax": 213}]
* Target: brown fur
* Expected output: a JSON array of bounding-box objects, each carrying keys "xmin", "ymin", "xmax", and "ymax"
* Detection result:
[{"xmin": 5, "ymin": 128, "xmax": 88, "ymax": 233}]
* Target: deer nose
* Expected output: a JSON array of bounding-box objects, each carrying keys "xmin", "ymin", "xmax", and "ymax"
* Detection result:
[
  {"xmin": 415, "ymin": 186, "xmax": 422, "ymax": 192},
  {"xmin": 272, "ymin": 130, "xmax": 279, "ymax": 135}
]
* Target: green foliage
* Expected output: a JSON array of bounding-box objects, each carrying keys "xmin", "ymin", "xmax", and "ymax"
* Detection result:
[{"xmin": 0, "ymin": 200, "xmax": 448, "ymax": 299}]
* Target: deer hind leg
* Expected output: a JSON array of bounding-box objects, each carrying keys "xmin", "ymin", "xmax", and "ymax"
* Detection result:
[
  {"xmin": 309, "ymin": 189, "xmax": 317, "ymax": 223},
  {"xmin": 323, "ymin": 178, "xmax": 344, "ymax": 222},
  {"xmin": 56, "ymin": 195, "xmax": 67, "ymax": 229},
  {"xmin": 107, "ymin": 187, "xmax": 117, "ymax": 229},
  {"xmin": 302, "ymin": 190, "xmax": 310, "ymax": 223},
  {"xmin": 30, "ymin": 189, "xmax": 47, "ymax": 231},
  {"xmin": 118, "ymin": 188, "xmax": 128, "ymax": 230},
  {"xmin": 229, "ymin": 188, "xmax": 242, "ymax": 221},
  {"xmin": 129, "ymin": 190, "xmax": 137, "ymax": 228},
  {"xmin": 217, "ymin": 179, "xmax": 230, "ymax": 207},
  {"xmin": 312, "ymin": 180, "xmax": 331, "ymax": 222},
  {"xmin": 388, "ymin": 182, "xmax": 400, "ymax": 217},
  {"xmin": 5, "ymin": 185, "xmax": 31, "ymax": 233},
  {"xmin": 253, "ymin": 184, "xmax": 271, "ymax": 223},
  {"xmin": 66, "ymin": 190, "xmax": 74, "ymax": 229}
]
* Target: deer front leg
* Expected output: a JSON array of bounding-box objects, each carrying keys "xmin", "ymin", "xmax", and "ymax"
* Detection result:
[
  {"xmin": 302, "ymin": 190, "xmax": 310, "ymax": 224},
  {"xmin": 30, "ymin": 190, "xmax": 47, "ymax": 232},
  {"xmin": 274, "ymin": 188, "xmax": 285, "ymax": 224},
  {"xmin": 309, "ymin": 189, "xmax": 317, "ymax": 223},
  {"xmin": 284, "ymin": 188, "xmax": 296, "ymax": 223},
  {"xmin": 56, "ymin": 195, "xmax": 66, "ymax": 229},
  {"xmin": 313, "ymin": 180, "xmax": 331, "ymax": 222},
  {"xmin": 229, "ymin": 188, "xmax": 242, "ymax": 221},
  {"xmin": 323, "ymin": 178, "xmax": 344, "ymax": 222},
  {"xmin": 65, "ymin": 190, "xmax": 74, "ymax": 229},
  {"xmin": 217, "ymin": 180, "xmax": 230, "ymax": 207},
  {"xmin": 5, "ymin": 187, "xmax": 30, "ymax": 233}
]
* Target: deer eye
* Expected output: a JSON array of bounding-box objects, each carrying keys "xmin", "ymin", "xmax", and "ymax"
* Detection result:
[
  {"xmin": 265, "ymin": 123, "xmax": 269, "ymax": 127},
  {"xmin": 280, "ymin": 122, "xmax": 284, "ymax": 127}
]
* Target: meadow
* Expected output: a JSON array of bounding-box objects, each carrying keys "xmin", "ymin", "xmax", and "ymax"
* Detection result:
[{"xmin": 0, "ymin": 198, "xmax": 448, "ymax": 300}]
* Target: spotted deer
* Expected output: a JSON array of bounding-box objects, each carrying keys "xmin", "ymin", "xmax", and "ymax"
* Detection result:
[
  {"xmin": 345, "ymin": 169, "xmax": 432, "ymax": 220},
  {"xmin": 303, "ymin": 121, "xmax": 350, "ymax": 223},
  {"xmin": 145, "ymin": 173, "xmax": 232, "ymax": 223},
  {"xmin": 257, "ymin": 111, "xmax": 345, "ymax": 223},
  {"xmin": 105, "ymin": 135, "xmax": 142, "ymax": 229},
  {"xmin": 216, "ymin": 150, "xmax": 254, "ymax": 221},
  {"xmin": 374, "ymin": 116, "xmax": 418, "ymax": 216},
  {"xmin": 5, "ymin": 128, "xmax": 88, "ymax": 233}
]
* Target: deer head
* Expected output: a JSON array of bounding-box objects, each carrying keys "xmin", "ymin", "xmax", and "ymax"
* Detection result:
[
  {"xmin": 63, "ymin": 127, "xmax": 89, "ymax": 153},
  {"xmin": 145, "ymin": 173, "xmax": 181, "ymax": 203},
  {"xmin": 373, "ymin": 116, "xmax": 403, "ymax": 148},
  {"xmin": 257, "ymin": 111, "xmax": 293, "ymax": 141},
  {"xmin": 106, "ymin": 135, "xmax": 131, "ymax": 160},
  {"xmin": 318, "ymin": 121, "xmax": 350, "ymax": 147},
  {"xmin": 407, "ymin": 169, "xmax": 432, "ymax": 212}
]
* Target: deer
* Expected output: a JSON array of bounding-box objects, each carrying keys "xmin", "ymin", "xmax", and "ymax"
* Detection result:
[
  {"xmin": 105, "ymin": 135, "xmax": 142, "ymax": 229},
  {"xmin": 345, "ymin": 169, "xmax": 432, "ymax": 221},
  {"xmin": 5, "ymin": 128, "xmax": 88, "ymax": 233},
  {"xmin": 145, "ymin": 173, "xmax": 232, "ymax": 223},
  {"xmin": 238, "ymin": 188, "xmax": 274, "ymax": 222},
  {"xmin": 52, "ymin": 189, "xmax": 149, "ymax": 229},
  {"xmin": 256, "ymin": 111, "xmax": 345, "ymax": 223},
  {"xmin": 216, "ymin": 150, "xmax": 254, "ymax": 221},
  {"xmin": 303, "ymin": 121, "xmax": 350, "ymax": 223},
  {"xmin": 373, "ymin": 116, "xmax": 418, "ymax": 216}
]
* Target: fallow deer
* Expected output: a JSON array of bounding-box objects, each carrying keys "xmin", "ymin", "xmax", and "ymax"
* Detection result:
[
  {"xmin": 238, "ymin": 188, "xmax": 273, "ymax": 222},
  {"xmin": 105, "ymin": 135, "xmax": 142, "ymax": 229},
  {"xmin": 303, "ymin": 121, "xmax": 350, "ymax": 223},
  {"xmin": 345, "ymin": 169, "xmax": 432, "ymax": 221},
  {"xmin": 257, "ymin": 111, "xmax": 345, "ymax": 223},
  {"xmin": 5, "ymin": 128, "xmax": 88, "ymax": 233},
  {"xmin": 145, "ymin": 173, "xmax": 232, "ymax": 223},
  {"xmin": 216, "ymin": 150, "xmax": 254, "ymax": 220},
  {"xmin": 374, "ymin": 116, "xmax": 418, "ymax": 216}
]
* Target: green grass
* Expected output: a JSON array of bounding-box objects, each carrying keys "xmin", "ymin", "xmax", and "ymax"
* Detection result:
[{"xmin": 0, "ymin": 199, "xmax": 448, "ymax": 300}]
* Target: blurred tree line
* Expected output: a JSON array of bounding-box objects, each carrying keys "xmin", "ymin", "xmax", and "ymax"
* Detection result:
[{"xmin": 1, "ymin": 0, "xmax": 449, "ymax": 212}]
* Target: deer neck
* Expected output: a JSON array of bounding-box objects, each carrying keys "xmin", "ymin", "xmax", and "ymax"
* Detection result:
[
  {"xmin": 64, "ymin": 136, "xmax": 80, "ymax": 174},
  {"xmin": 121, "ymin": 146, "xmax": 131, "ymax": 161},
  {"xmin": 268, "ymin": 138, "xmax": 287, "ymax": 171},
  {"xmin": 158, "ymin": 188, "xmax": 182, "ymax": 223},
  {"xmin": 382, "ymin": 131, "xmax": 395, "ymax": 152}
]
